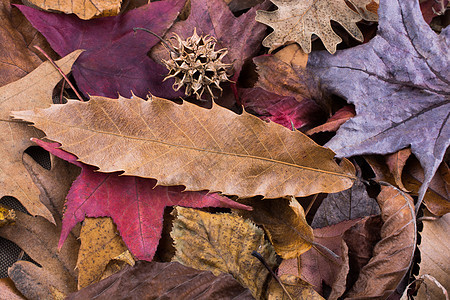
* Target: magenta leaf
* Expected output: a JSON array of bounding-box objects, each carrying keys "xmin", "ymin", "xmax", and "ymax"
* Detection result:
[
  {"xmin": 17, "ymin": 0, "xmax": 186, "ymax": 99},
  {"xmin": 33, "ymin": 139, "xmax": 250, "ymax": 261}
]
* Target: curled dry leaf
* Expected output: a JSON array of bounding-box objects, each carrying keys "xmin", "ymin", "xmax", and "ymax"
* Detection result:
[
  {"xmin": 404, "ymin": 160, "xmax": 450, "ymax": 216},
  {"xmin": 13, "ymin": 96, "xmax": 356, "ymax": 199},
  {"xmin": 308, "ymin": 0, "xmax": 450, "ymax": 210},
  {"xmin": 171, "ymin": 207, "xmax": 277, "ymax": 299},
  {"xmin": 417, "ymin": 213, "xmax": 450, "ymax": 300},
  {"xmin": 67, "ymin": 261, "xmax": 254, "ymax": 299},
  {"xmin": 312, "ymin": 179, "xmax": 380, "ymax": 228},
  {"xmin": 279, "ymin": 219, "xmax": 360, "ymax": 297},
  {"xmin": 24, "ymin": 0, "xmax": 121, "ymax": 19},
  {"xmin": 0, "ymin": 50, "xmax": 81, "ymax": 224},
  {"xmin": 238, "ymin": 197, "xmax": 314, "ymax": 259},
  {"xmin": 346, "ymin": 185, "xmax": 416, "ymax": 299},
  {"xmin": 306, "ymin": 105, "xmax": 356, "ymax": 135},
  {"xmin": 76, "ymin": 217, "xmax": 131, "ymax": 290},
  {"xmin": 255, "ymin": 0, "xmax": 363, "ymax": 53},
  {"xmin": 268, "ymin": 275, "xmax": 324, "ymax": 300},
  {"xmin": 385, "ymin": 148, "xmax": 412, "ymax": 192}
]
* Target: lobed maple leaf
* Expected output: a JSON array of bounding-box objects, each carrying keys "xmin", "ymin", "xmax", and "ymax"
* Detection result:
[
  {"xmin": 33, "ymin": 139, "xmax": 250, "ymax": 261},
  {"xmin": 255, "ymin": 0, "xmax": 364, "ymax": 53},
  {"xmin": 308, "ymin": 0, "xmax": 450, "ymax": 210},
  {"xmin": 17, "ymin": 0, "xmax": 186, "ymax": 99}
]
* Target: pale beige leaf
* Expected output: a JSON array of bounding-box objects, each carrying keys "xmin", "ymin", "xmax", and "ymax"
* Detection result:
[
  {"xmin": 171, "ymin": 207, "xmax": 277, "ymax": 299},
  {"xmin": 255, "ymin": 0, "xmax": 363, "ymax": 53},
  {"xmin": 417, "ymin": 213, "xmax": 450, "ymax": 300},
  {"xmin": 12, "ymin": 95, "xmax": 355, "ymax": 199},
  {"xmin": 0, "ymin": 50, "xmax": 82, "ymax": 224},
  {"xmin": 348, "ymin": 0, "xmax": 379, "ymax": 21},
  {"xmin": 77, "ymin": 217, "xmax": 131, "ymax": 290},
  {"xmin": 23, "ymin": 0, "xmax": 121, "ymax": 19}
]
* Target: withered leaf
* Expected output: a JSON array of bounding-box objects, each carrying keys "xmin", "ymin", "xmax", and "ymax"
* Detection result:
[
  {"xmin": 24, "ymin": 0, "xmax": 121, "ymax": 19},
  {"xmin": 77, "ymin": 217, "xmax": 130, "ymax": 289},
  {"xmin": 385, "ymin": 148, "xmax": 412, "ymax": 192},
  {"xmin": 0, "ymin": 50, "xmax": 82, "ymax": 224},
  {"xmin": 255, "ymin": 0, "xmax": 363, "ymax": 53},
  {"xmin": 0, "ymin": 205, "xmax": 15, "ymax": 227},
  {"xmin": 306, "ymin": 105, "xmax": 356, "ymax": 135},
  {"xmin": 417, "ymin": 213, "xmax": 449, "ymax": 300},
  {"xmin": 238, "ymin": 197, "xmax": 314, "ymax": 259},
  {"xmin": 346, "ymin": 185, "xmax": 416, "ymax": 299},
  {"xmin": 171, "ymin": 207, "xmax": 277, "ymax": 299},
  {"xmin": 308, "ymin": 0, "xmax": 450, "ymax": 209},
  {"xmin": 67, "ymin": 261, "xmax": 253, "ymax": 299},
  {"xmin": 280, "ymin": 219, "xmax": 360, "ymax": 296},
  {"xmin": 312, "ymin": 179, "xmax": 380, "ymax": 228},
  {"xmin": 13, "ymin": 95, "xmax": 356, "ymax": 198}
]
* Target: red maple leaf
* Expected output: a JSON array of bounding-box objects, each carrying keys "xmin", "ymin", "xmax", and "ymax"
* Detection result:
[
  {"xmin": 17, "ymin": 0, "xmax": 186, "ymax": 99},
  {"xmin": 33, "ymin": 139, "xmax": 250, "ymax": 261}
]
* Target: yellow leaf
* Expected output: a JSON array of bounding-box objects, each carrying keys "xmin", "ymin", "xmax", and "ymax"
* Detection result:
[
  {"xmin": 256, "ymin": 0, "xmax": 363, "ymax": 53},
  {"xmin": 0, "ymin": 205, "xmax": 15, "ymax": 227},
  {"xmin": 238, "ymin": 197, "xmax": 314, "ymax": 259},
  {"xmin": 77, "ymin": 217, "xmax": 132, "ymax": 289},
  {"xmin": 12, "ymin": 96, "xmax": 355, "ymax": 199},
  {"xmin": 171, "ymin": 207, "xmax": 277, "ymax": 299}
]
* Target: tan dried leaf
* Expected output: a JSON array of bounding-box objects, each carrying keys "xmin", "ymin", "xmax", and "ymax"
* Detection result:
[
  {"xmin": 0, "ymin": 278, "xmax": 26, "ymax": 300},
  {"xmin": 255, "ymin": 0, "xmax": 363, "ymax": 53},
  {"xmin": 417, "ymin": 213, "xmax": 450, "ymax": 300},
  {"xmin": 346, "ymin": 185, "xmax": 416, "ymax": 299},
  {"xmin": 171, "ymin": 207, "xmax": 277, "ymax": 299},
  {"xmin": 274, "ymin": 44, "xmax": 308, "ymax": 68},
  {"xmin": 77, "ymin": 217, "xmax": 132, "ymax": 290},
  {"xmin": 23, "ymin": 0, "xmax": 121, "ymax": 20},
  {"xmin": 238, "ymin": 197, "xmax": 314, "ymax": 259},
  {"xmin": 0, "ymin": 50, "xmax": 82, "ymax": 224},
  {"xmin": 12, "ymin": 95, "xmax": 355, "ymax": 199},
  {"xmin": 347, "ymin": 0, "xmax": 379, "ymax": 21}
]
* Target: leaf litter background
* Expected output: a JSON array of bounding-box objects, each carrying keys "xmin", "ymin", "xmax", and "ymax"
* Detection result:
[{"xmin": 0, "ymin": 0, "xmax": 449, "ymax": 299}]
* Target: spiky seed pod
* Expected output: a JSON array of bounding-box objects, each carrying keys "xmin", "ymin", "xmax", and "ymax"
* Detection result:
[{"xmin": 162, "ymin": 28, "xmax": 233, "ymax": 100}]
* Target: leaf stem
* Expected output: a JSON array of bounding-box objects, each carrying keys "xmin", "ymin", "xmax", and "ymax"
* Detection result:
[
  {"xmin": 251, "ymin": 251, "xmax": 294, "ymax": 300},
  {"xmin": 133, "ymin": 27, "xmax": 179, "ymax": 55},
  {"xmin": 34, "ymin": 46, "xmax": 84, "ymax": 102}
]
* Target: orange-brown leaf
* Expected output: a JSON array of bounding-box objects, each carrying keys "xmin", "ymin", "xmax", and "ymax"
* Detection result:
[
  {"xmin": 13, "ymin": 95, "xmax": 356, "ymax": 199},
  {"xmin": 24, "ymin": 0, "xmax": 121, "ymax": 19}
]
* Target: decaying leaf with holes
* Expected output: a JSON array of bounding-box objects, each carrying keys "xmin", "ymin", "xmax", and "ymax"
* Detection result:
[
  {"xmin": 0, "ymin": 50, "xmax": 82, "ymax": 224},
  {"xmin": 13, "ymin": 95, "xmax": 356, "ymax": 199},
  {"xmin": 160, "ymin": 28, "xmax": 232, "ymax": 99},
  {"xmin": 255, "ymin": 0, "xmax": 364, "ymax": 53},
  {"xmin": 171, "ymin": 207, "xmax": 277, "ymax": 299}
]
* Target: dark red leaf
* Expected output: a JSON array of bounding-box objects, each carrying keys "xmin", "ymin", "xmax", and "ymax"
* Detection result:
[
  {"xmin": 17, "ymin": 0, "xmax": 186, "ymax": 99},
  {"xmin": 33, "ymin": 139, "xmax": 250, "ymax": 261}
]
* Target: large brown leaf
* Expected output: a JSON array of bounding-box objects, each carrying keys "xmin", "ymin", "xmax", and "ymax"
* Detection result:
[
  {"xmin": 0, "ymin": 50, "xmax": 82, "ymax": 223},
  {"xmin": 346, "ymin": 185, "xmax": 416, "ymax": 299},
  {"xmin": 12, "ymin": 95, "xmax": 356, "ymax": 198},
  {"xmin": 67, "ymin": 261, "xmax": 254, "ymax": 299}
]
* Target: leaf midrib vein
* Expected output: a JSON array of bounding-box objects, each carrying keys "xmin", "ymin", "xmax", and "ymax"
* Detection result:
[{"xmin": 32, "ymin": 117, "xmax": 356, "ymax": 179}]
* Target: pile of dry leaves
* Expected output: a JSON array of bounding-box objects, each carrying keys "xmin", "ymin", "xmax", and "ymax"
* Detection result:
[{"xmin": 0, "ymin": 0, "xmax": 448, "ymax": 298}]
